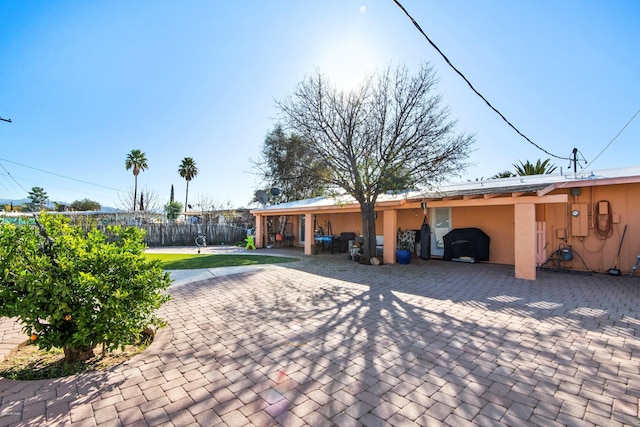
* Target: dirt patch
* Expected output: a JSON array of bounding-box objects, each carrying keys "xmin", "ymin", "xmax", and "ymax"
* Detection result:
[{"xmin": 0, "ymin": 341, "xmax": 149, "ymax": 380}]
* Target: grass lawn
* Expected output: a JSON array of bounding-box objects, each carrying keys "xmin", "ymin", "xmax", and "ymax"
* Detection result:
[{"xmin": 144, "ymin": 253, "xmax": 298, "ymax": 270}]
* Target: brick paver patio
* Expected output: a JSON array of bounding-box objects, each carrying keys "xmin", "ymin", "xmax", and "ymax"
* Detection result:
[{"xmin": 1, "ymin": 250, "xmax": 639, "ymax": 426}]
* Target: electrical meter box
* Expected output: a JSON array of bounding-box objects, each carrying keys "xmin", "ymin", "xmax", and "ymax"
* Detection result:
[{"xmin": 571, "ymin": 203, "xmax": 588, "ymax": 237}]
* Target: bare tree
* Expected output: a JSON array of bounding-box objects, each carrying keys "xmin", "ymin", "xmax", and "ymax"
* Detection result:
[
  {"xmin": 138, "ymin": 187, "xmax": 162, "ymax": 214},
  {"xmin": 116, "ymin": 185, "xmax": 162, "ymax": 219},
  {"xmin": 192, "ymin": 193, "xmax": 225, "ymax": 212},
  {"xmin": 277, "ymin": 63, "xmax": 473, "ymax": 262}
]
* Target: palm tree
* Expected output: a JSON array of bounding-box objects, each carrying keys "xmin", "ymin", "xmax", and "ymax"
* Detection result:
[
  {"xmin": 125, "ymin": 149, "xmax": 148, "ymax": 211},
  {"xmin": 178, "ymin": 157, "xmax": 198, "ymax": 212},
  {"xmin": 513, "ymin": 159, "xmax": 557, "ymax": 176},
  {"xmin": 492, "ymin": 170, "xmax": 515, "ymax": 179}
]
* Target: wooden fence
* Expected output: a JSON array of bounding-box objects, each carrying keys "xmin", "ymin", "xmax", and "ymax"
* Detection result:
[
  {"xmin": 0, "ymin": 212, "xmax": 251, "ymax": 247},
  {"xmin": 140, "ymin": 223, "xmax": 248, "ymax": 247}
]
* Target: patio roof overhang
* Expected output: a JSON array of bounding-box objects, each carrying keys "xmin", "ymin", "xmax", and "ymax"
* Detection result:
[
  {"xmin": 250, "ymin": 184, "xmax": 568, "ymax": 216},
  {"xmin": 251, "ymin": 168, "xmax": 640, "ymax": 216}
]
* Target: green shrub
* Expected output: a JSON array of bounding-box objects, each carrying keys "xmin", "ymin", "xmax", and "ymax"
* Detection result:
[
  {"xmin": 0, "ymin": 213, "xmax": 171, "ymax": 362},
  {"xmin": 164, "ymin": 200, "xmax": 183, "ymax": 220}
]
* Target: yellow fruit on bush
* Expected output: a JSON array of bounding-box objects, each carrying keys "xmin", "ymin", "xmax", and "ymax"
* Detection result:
[{"xmin": 30, "ymin": 334, "xmax": 37, "ymax": 341}]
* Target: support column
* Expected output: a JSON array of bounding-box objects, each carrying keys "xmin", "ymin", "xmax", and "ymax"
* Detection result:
[
  {"xmin": 254, "ymin": 214, "xmax": 264, "ymax": 248},
  {"xmin": 382, "ymin": 209, "xmax": 398, "ymax": 265},
  {"xmin": 304, "ymin": 213, "xmax": 314, "ymax": 255},
  {"xmin": 514, "ymin": 203, "xmax": 537, "ymax": 280}
]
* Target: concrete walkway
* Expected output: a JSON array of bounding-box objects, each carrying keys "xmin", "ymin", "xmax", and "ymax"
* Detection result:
[{"xmin": 1, "ymin": 249, "xmax": 639, "ymax": 426}]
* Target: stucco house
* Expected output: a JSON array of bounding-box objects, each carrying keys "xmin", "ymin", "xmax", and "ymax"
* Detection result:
[{"xmin": 251, "ymin": 166, "xmax": 640, "ymax": 280}]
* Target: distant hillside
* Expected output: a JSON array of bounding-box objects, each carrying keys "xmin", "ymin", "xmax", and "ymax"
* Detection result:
[
  {"xmin": 0, "ymin": 199, "xmax": 117, "ymax": 212},
  {"xmin": 0, "ymin": 198, "xmax": 28, "ymax": 206}
]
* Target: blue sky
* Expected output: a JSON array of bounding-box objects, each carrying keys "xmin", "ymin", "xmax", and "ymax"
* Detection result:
[{"xmin": 1, "ymin": 1, "xmax": 639, "ymax": 209}]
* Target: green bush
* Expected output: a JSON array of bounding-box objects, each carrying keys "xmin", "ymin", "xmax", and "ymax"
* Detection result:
[
  {"xmin": 0, "ymin": 213, "xmax": 171, "ymax": 362},
  {"xmin": 164, "ymin": 200, "xmax": 183, "ymax": 220}
]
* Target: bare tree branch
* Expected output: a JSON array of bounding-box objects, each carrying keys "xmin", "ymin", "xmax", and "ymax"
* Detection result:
[{"xmin": 276, "ymin": 63, "xmax": 474, "ymax": 262}]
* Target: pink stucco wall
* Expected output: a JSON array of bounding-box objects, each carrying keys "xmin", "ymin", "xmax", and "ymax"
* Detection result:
[{"xmin": 253, "ymin": 181, "xmax": 640, "ymax": 276}]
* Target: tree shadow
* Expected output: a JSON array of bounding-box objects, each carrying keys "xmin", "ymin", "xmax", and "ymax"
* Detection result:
[
  {"xmin": 0, "ymin": 365, "xmax": 126, "ymax": 425},
  {"xmin": 158, "ymin": 258, "xmax": 640, "ymax": 425},
  {"xmin": 0, "ymin": 326, "xmax": 173, "ymax": 425},
  {"xmin": 6, "ymin": 255, "xmax": 637, "ymax": 425}
]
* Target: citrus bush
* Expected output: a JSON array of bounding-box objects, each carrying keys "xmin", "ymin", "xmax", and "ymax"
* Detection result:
[{"xmin": 0, "ymin": 214, "xmax": 171, "ymax": 362}]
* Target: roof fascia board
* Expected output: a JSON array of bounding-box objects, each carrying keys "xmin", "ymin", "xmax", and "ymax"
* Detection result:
[
  {"xmin": 427, "ymin": 194, "xmax": 567, "ymax": 208},
  {"xmin": 538, "ymin": 175, "xmax": 640, "ymax": 196},
  {"xmin": 250, "ymin": 204, "xmax": 362, "ymax": 215},
  {"xmin": 556, "ymin": 175, "xmax": 640, "ymax": 190},
  {"xmin": 251, "ymin": 193, "xmax": 567, "ymax": 215}
]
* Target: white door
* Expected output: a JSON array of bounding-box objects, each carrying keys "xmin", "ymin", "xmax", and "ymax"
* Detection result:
[
  {"xmin": 430, "ymin": 208, "xmax": 451, "ymax": 257},
  {"xmin": 299, "ymin": 215, "xmax": 306, "ymax": 245}
]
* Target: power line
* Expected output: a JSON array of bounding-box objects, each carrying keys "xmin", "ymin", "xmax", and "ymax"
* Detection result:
[
  {"xmin": 0, "ymin": 157, "xmax": 124, "ymax": 192},
  {"xmin": 585, "ymin": 107, "xmax": 640, "ymax": 170},
  {"xmin": 0, "ymin": 171, "xmax": 24, "ymax": 196},
  {"xmin": 391, "ymin": 0, "xmax": 571, "ymax": 161},
  {"xmin": 0, "ymin": 162, "xmax": 28, "ymax": 193},
  {"xmin": 0, "ymin": 170, "xmax": 112, "ymax": 201}
]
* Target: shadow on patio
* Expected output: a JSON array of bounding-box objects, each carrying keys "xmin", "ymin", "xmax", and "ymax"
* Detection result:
[{"xmin": 159, "ymin": 254, "xmax": 640, "ymax": 425}]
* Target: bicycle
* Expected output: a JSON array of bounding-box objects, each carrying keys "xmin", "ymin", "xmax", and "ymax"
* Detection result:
[{"xmin": 195, "ymin": 225, "xmax": 206, "ymax": 253}]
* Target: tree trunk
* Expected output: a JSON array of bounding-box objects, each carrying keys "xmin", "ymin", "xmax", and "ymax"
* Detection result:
[
  {"xmin": 63, "ymin": 346, "xmax": 95, "ymax": 362},
  {"xmin": 359, "ymin": 201, "xmax": 377, "ymax": 264},
  {"xmin": 184, "ymin": 181, "xmax": 189, "ymax": 212},
  {"xmin": 133, "ymin": 175, "xmax": 138, "ymax": 211}
]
